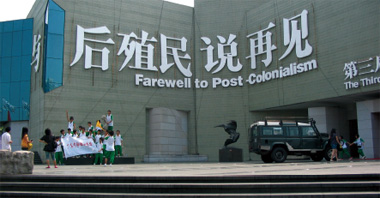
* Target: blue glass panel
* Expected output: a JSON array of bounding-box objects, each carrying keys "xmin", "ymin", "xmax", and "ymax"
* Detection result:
[
  {"xmin": 0, "ymin": 83, "xmax": 10, "ymax": 121},
  {"xmin": 3, "ymin": 22, "xmax": 13, "ymax": 32},
  {"xmin": 0, "ymin": 33, "xmax": 2, "ymax": 57},
  {"xmin": 13, "ymin": 20, "xmax": 23, "ymax": 31},
  {"xmin": 44, "ymin": 58, "xmax": 63, "ymax": 89},
  {"xmin": 1, "ymin": 32, "xmax": 12, "ymax": 57},
  {"xmin": 48, "ymin": 10, "xmax": 65, "ymax": 34},
  {"xmin": 22, "ymin": 30, "xmax": 33, "ymax": 55},
  {"xmin": 1, "ymin": 57, "xmax": 11, "ymax": 82},
  {"xmin": 21, "ymin": 55, "xmax": 31, "ymax": 81},
  {"xmin": 46, "ymin": 34, "xmax": 64, "ymax": 58},
  {"xmin": 10, "ymin": 82, "xmax": 21, "ymax": 120},
  {"xmin": 11, "ymin": 57, "xmax": 21, "ymax": 82},
  {"xmin": 12, "ymin": 31, "xmax": 22, "ymax": 56},
  {"xmin": 23, "ymin": 19, "xmax": 33, "ymax": 30},
  {"xmin": 0, "ymin": 23, "xmax": 3, "ymax": 33}
]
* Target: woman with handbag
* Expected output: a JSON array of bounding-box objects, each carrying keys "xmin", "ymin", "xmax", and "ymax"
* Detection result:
[{"xmin": 21, "ymin": 127, "xmax": 33, "ymax": 151}]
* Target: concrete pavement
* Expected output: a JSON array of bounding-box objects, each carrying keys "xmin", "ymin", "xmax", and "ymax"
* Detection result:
[{"xmin": 32, "ymin": 159, "xmax": 380, "ymax": 177}]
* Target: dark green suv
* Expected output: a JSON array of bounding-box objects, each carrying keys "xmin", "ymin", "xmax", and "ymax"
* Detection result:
[{"xmin": 249, "ymin": 118, "xmax": 331, "ymax": 163}]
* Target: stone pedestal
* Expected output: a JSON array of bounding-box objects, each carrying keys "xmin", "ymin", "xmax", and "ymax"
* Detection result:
[
  {"xmin": 0, "ymin": 150, "xmax": 34, "ymax": 175},
  {"xmin": 219, "ymin": 147, "xmax": 243, "ymax": 162}
]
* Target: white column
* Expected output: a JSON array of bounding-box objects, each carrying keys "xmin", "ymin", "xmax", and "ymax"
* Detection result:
[{"xmin": 356, "ymin": 99, "xmax": 380, "ymax": 159}]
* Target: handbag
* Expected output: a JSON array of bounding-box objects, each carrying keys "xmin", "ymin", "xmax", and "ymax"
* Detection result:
[{"xmin": 27, "ymin": 142, "xmax": 33, "ymax": 150}]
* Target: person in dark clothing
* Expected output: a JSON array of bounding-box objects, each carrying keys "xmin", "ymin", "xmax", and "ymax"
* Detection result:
[
  {"xmin": 39, "ymin": 128, "xmax": 59, "ymax": 168},
  {"xmin": 329, "ymin": 128, "xmax": 340, "ymax": 162}
]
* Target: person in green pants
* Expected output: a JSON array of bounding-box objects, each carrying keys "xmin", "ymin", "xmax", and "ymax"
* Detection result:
[
  {"xmin": 104, "ymin": 131, "xmax": 115, "ymax": 166},
  {"xmin": 339, "ymin": 136, "xmax": 352, "ymax": 160},
  {"xmin": 94, "ymin": 138, "xmax": 104, "ymax": 165},
  {"xmin": 350, "ymin": 134, "xmax": 366, "ymax": 159}
]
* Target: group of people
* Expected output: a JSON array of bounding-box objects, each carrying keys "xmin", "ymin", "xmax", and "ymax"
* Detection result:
[
  {"xmin": 329, "ymin": 128, "xmax": 366, "ymax": 162},
  {"xmin": 39, "ymin": 109, "xmax": 123, "ymax": 168}
]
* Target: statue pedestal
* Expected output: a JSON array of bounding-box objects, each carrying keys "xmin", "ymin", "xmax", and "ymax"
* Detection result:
[{"xmin": 219, "ymin": 147, "xmax": 243, "ymax": 162}]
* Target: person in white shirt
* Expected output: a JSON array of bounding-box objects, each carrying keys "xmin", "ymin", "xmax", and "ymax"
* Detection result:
[
  {"xmin": 106, "ymin": 110, "xmax": 114, "ymax": 131},
  {"xmin": 115, "ymin": 130, "xmax": 123, "ymax": 157},
  {"xmin": 104, "ymin": 131, "xmax": 115, "ymax": 166},
  {"xmin": 66, "ymin": 110, "xmax": 76, "ymax": 131},
  {"xmin": 1, "ymin": 127, "xmax": 13, "ymax": 151},
  {"xmin": 94, "ymin": 138, "xmax": 104, "ymax": 165},
  {"xmin": 95, "ymin": 130, "xmax": 102, "ymax": 144}
]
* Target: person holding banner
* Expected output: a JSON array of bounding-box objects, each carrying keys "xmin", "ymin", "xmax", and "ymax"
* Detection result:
[
  {"xmin": 94, "ymin": 138, "xmax": 104, "ymax": 165},
  {"xmin": 104, "ymin": 130, "xmax": 115, "ymax": 166}
]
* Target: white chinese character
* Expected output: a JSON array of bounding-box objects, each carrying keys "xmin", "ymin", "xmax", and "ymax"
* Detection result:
[
  {"xmin": 70, "ymin": 25, "xmax": 115, "ymax": 71},
  {"xmin": 279, "ymin": 10, "xmax": 313, "ymax": 60},
  {"xmin": 117, "ymin": 30, "xmax": 158, "ymax": 72},
  {"xmin": 200, "ymin": 37, "xmax": 218, "ymax": 72},
  {"xmin": 31, "ymin": 34, "xmax": 41, "ymax": 72},
  {"xmin": 246, "ymin": 22, "xmax": 277, "ymax": 69},
  {"xmin": 160, "ymin": 34, "xmax": 192, "ymax": 77},
  {"xmin": 357, "ymin": 56, "xmax": 380, "ymax": 76},
  {"xmin": 343, "ymin": 61, "xmax": 358, "ymax": 80},
  {"xmin": 200, "ymin": 34, "xmax": 242, "ymax": 74}
]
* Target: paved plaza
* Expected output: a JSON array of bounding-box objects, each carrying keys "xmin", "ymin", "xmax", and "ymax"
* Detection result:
[{"xmin": 32, "ymin": 159, "xmax": 380, "ymax": 177}]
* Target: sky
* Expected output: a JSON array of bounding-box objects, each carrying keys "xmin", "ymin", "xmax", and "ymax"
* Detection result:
[{"xmin": 0, "ymin": 0, "xmax": 194, "ymax": 22}]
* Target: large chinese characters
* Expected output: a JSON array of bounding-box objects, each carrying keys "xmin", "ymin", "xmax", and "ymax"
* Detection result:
[
  {"xmin": 343, "ymin": 56, "xmax": 380, "ymax": 90},
  {"xmin": 68, "ymin": 9, "xmax": 317, "ymax": 89},
  {"xmin": 70, "ymin": 26, "xmax": 192, "ymax": 77}
]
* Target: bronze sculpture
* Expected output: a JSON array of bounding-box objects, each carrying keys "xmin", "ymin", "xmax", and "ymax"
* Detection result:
[{"xmin": 215, "ymin": 120, "xmax": 240, "ymax": 148}]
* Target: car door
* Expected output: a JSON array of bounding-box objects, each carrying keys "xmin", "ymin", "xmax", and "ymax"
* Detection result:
[
  {"xmin": 285, "ymin": 126, "xmax": 302, "ymax": 149},
  {"xmin": 300, "ymin": 126, "xmax": 320, "ymax": 149}
]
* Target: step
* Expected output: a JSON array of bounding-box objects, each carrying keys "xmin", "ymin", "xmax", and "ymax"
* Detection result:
[
  {"xmin": 1, "ymin": 181, "xmax": 379, "ymax": 194},
  {"xmin": 1, "ymin": 174, "xmax": 379, "ymax": 183},
  {"xmin": 1, "ymin": 191, "xmax": 380, "ymax": 198}
]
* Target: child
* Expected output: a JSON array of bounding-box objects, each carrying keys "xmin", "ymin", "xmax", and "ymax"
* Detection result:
[
  {"xmin": 72, "ymin": 129, "xmax": 78, "ymax": 138},
  {"xmin": 87, "ymin": 122, "xmax": 94, "ymax": 132},
  {"xmin": 94, "ymin": 138, "xmax": 104, "ymax": 165},
  {"xmin": 96, "ymin": 120, "xmax": 104, "ymax": 131},
  {"xmin": 66, "ymin": 110, "xmax": 76, "ymax": 130},
  {"xmin": 106, "ymin": 110, "xmax": 114, "ymax": 131},
  {"xmin": 68, "ymin": 128, "xmax": 72, "ymax": 136},
  {"xmin": 350, "ymin": 134, "xmax": 366, "ymax": 159},
  {"xmin": 55, "ymin": 138, "xmax": 64, "ymax": 165},
  {"xmin": 79, "ymin": 126, "xmax": 86, "ymax": 139},
  {"xmin": 115, "ymin": 130, "xmax": 123, "ymax": 157},
  {"xmin": 104, "ymin": 130, "xmax": 115, "ymax": 166},
  {"xmin": 339, "ymin": 136, "xmax": 352, "ymax": 160},
  {"xmin": 95, "ymin": 130, "xmax": 102, "ymax": 144}
]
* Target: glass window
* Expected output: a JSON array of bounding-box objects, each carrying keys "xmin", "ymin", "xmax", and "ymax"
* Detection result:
[
  {"xmin": 301, "ymin": 126, "xmax": 316, "ymax": 137},
  {"xmin": 287, "ymin": 126, "xmax": 299, "ymax": 136},
  {"xmin": 262, "ymin": 127, "xmax": 283, "ymax": 136}
]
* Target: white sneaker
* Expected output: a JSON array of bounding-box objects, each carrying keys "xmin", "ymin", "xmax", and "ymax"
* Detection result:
[
  {"xmin": 110, "ymin": 164, "xmax": 112, "ymax": 166},
  {"xmin": 104, "ymin": 164, "xmax": 107, "ymax": 166},
  {"xmin": 93, "ymin": 163, "xmax": 95, "ymax": 165}
]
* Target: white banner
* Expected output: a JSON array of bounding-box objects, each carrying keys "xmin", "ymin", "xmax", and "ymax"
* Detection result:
[{"xmin": 61, "ymin": 135, "xmax": 98, "ymax": 158}]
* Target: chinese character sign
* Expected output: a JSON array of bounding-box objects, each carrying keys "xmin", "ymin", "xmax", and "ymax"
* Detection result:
[
  {"xmin": 201, "ymin": 34, "xmax": 242, "ymax": 74},
  {"xmin": 117, "ymin": 31, "xmax": 158, "ymax": 72},
  {"xmin": 343, "ymin": 56, "xmax": 380, "ymax": 90},
  {"xmin": 31, "ymin": 34, "xmax": 41, "ymax": 72},
  {"xmin": 61, "ymin": 135, "xmax": 97, "ymax": 158},
  {"xmin": 70, "ymin": 25, "xmax": 115, "ymax": 71}
]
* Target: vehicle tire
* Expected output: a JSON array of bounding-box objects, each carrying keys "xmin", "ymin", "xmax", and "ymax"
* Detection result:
[
  {"xmin": 261, "ymin": 153, "xmax": 273, "ymax": 163},
  {"xmin": 324, "ymin": 146, "xmax": 332, "ymax": 161},
  {"xmin": 271, "ymin": 147, "xmax": 287, "ymax": 163},
  {"xmin": 310, "ymin": 152, "xmax": 324, "ymax": 161}
]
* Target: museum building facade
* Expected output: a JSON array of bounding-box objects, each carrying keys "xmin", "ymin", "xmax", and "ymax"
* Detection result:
[{"xmin": 1, "ymin": 0, "xmax": 379, "ymax": 162}]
